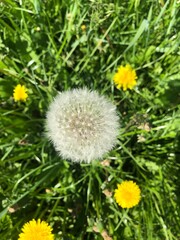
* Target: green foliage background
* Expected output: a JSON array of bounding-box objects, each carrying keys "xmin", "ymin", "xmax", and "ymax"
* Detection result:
[{"xmin": 0, "ymin": 0, "xmax": 180, "ymax": 239}]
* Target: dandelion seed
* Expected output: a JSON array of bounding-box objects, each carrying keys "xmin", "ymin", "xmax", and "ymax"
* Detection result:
[
  {"xmin": 114, "ymin": 180, "xmax": 141, "ymax": 208},
  {"xmin": 113, "ymin": 64, "xmax": 137, "ymax": 91},
  {"xmin": 46, "ymin": 88, "xmax": 119, "ymax": 163},
  {"xmin": 18, "ymin": 219, "xmax": 54, "ymax": 240},
  {"xmin": 13, "ymin": 84, "xmax": 28, "ymax": 101}
]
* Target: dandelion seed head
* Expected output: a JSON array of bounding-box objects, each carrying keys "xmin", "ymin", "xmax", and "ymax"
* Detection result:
[{"xmin": 46, "ymin": 88, "xmax": 119, "ymax": 163}]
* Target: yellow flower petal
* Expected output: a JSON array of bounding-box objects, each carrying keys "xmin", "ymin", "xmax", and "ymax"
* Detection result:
[
  {"xmin": 13, "ymin": 84, "xmax": 28, "ymax": 101},
  {"xmin": 18, "ymin": 219, "xmax": 54, "ymax": 240},
  {"xmin": 114, "ymin": 180, "xmax": 141, "ymax": 208},
  {"xmin": 113, "ymin": 64, "xmax": 137, "ymax": 91}
]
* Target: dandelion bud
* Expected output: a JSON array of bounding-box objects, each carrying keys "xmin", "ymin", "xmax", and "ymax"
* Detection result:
[{"xmin": 46, "ymin": 88, "xmax": 119, "ymax": 163}]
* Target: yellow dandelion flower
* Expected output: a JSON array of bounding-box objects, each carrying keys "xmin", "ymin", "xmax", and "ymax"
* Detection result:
[
  {"xmin": 13, "ymin": 84, "xmax": 28, "ymax": 101},
  {"xmin": 114, "ymin": 181, "xmax": 141, "ymax": 208},
  {"xmin": 81, "ymin": 24, "xmax": 86, "ymax": 31},
  {"xmin": 18, "ymin": 219, "xmax": 54, "ymax": 240},
  {"xmin": 113, "ymin": 64, "xmax": 137, "ymax": 91}
]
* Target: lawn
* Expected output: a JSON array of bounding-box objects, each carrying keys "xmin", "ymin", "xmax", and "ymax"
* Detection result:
[{"xmin": 0, "ymin": 0, "xmax": 180, "ymax": 239}]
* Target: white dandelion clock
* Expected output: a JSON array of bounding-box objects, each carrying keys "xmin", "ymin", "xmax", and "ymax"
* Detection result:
[{"xmin": 46, "ymin": 88, "xmax": 119, "ymax": 163}]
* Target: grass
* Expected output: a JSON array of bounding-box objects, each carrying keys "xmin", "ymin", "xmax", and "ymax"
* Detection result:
[{"xmin": 0, "ymin": 0, "xmax": 180, "ymax": 239}]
